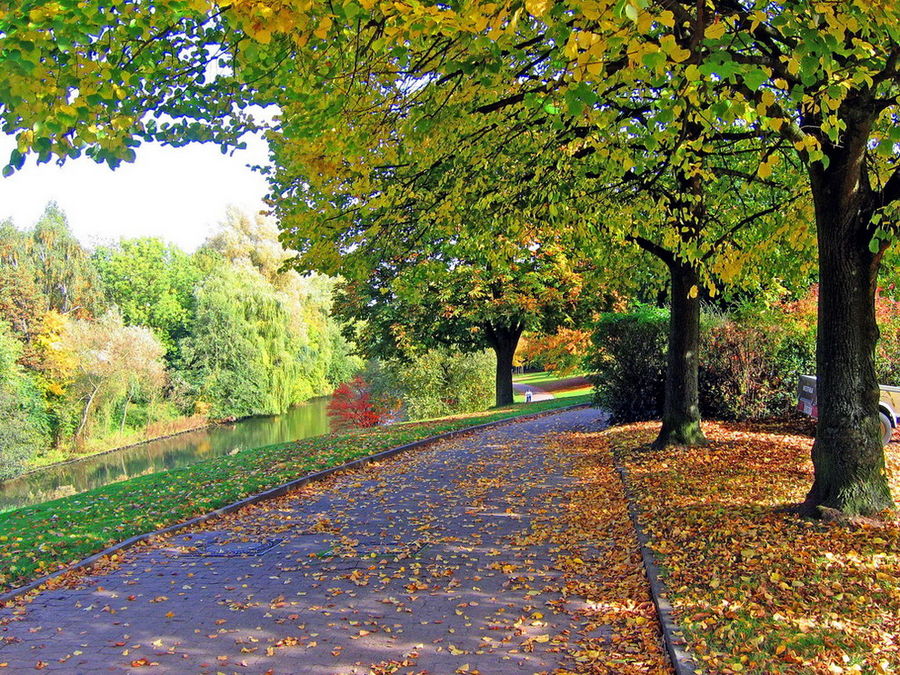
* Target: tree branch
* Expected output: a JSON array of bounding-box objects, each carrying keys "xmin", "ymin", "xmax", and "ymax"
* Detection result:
[{"xmin": 625, "ymin": 235, "xmax": 677, "ymax": 267}]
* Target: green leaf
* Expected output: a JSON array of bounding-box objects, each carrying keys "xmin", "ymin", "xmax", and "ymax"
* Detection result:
[
  {"xmin": 642, "ymin": 51, "xmax": 666, "ymax": 69},
  {"xmin": 876, "ymin": 139, "xmax": 895, "ymax": 157},
  {"xmin": 624, "ymin": 3, "xmax": 638, "ymax": 22},
  {"xmin": 743, "ymin": 68, "xmax": 769, "ymax": 91}
]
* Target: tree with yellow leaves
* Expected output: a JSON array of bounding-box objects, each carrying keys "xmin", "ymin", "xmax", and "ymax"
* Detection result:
[{"xmin": 2, "ymin": 0, "xmax": 897, "ymax": 515}]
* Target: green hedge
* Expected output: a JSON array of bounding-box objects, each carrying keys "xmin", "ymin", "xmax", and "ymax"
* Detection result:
[{"xmin": 588, "ymin": 307, "xmax": 667, "ymax": 422}]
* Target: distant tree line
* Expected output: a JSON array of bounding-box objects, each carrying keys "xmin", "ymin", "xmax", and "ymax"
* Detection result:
[{"xmin": 0, "ymin": 203, "xmax": 360, "ymax": 479}]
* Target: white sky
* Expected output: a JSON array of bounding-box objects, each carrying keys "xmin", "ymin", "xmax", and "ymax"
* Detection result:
[{"xmin": 0, "ymin": 133, "xmax": 271, "ymax": 252}]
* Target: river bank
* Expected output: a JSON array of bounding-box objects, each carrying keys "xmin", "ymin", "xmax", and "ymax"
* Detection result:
[
  {"xmin": 0, "ymin": 397, "xmax": 333, "ymax": 513},
  {"xmin": 21, "ymin": 415, "xmax": 214, "ymax": 476}
]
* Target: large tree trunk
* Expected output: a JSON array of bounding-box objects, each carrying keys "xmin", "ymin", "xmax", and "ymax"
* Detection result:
[
  {"xmin": 654, "ymin": 260, "xmax": 707, "ymax": 449},
  {"xmin": 802, "ymin": 145, "xmax": 894, "ymax": 516},
  {"xmin": 485, "ymin": 322, "xmax": 523, "ymax": 407}
]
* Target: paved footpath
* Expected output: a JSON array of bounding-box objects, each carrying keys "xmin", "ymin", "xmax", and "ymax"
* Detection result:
[
  {"xmin": 510, "ymin": 385, "xmax": 554, "ymax": 402},
  {"xmin": 0, "ymin": 408, "xmax": 660, "ymax": 674}
]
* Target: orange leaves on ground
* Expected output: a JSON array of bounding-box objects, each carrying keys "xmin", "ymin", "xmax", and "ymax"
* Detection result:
[
  {"xmin": 543, "ymin": 435, "xmax": 670, "ymax": 674},
  {"xmin": 604, "ymin": 420, "xmax": 900, "ymax": 674},
  {"xmin": 129, "ymin": 658, "xmax": 159, "ymax": 667}
]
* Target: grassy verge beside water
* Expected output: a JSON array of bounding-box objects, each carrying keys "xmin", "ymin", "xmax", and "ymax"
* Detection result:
[{"xmin": 0, "ymin": 395, "xmax": 589, "ymax": 595}]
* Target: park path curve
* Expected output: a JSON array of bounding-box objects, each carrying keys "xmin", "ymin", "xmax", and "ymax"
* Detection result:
[
  {"xmin": 0, "ymin": 408, "xmax": 669, "ymax": 674},
  {"xmin": 511, "ymin": 383, "xmax": 554, "ymax": 402}
]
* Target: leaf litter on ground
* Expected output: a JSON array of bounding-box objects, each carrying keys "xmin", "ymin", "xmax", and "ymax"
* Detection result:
[
  {"xmin": 0, "ymin": 406, "xmax": 671, "ymax": 674},
  {"xmin": 604, "ymin": 419, "xmax": 899, "ymax": 674}
]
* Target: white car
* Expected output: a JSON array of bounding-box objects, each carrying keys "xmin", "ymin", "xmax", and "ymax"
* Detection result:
[{"xmin": 797, "ymin": 374, "xmax": 899, "ymax": 446}]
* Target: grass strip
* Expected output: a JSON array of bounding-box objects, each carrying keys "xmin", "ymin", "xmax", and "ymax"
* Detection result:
[
  {"xmin": 0, "ymin": 396, "xmax": 589, "ymax": 594},
  {"xmin": 512, "ymin": 370, "xmax": 588, "ymax": 387},
  {"xmin": 607, "ymin": 420, "xmax": 899, "ymax": 674}
]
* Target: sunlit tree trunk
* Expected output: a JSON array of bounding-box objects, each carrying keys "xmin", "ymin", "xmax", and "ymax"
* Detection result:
[
  {"xmin": 630, "ymin": 236, "xmax": 707, "ymax": 449},
  {"xmin": 655, "ymin": 260, "xmax": 706, "ymax": 449}
]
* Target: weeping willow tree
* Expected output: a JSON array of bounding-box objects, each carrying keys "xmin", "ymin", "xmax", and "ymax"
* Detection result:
[
  {"xmin": 193, "ymin": 210, "xmax": 362, "ymax": 418},
  {"xmin": 177, "ymin": 262, "xmax": 316, "ymax": 418}
]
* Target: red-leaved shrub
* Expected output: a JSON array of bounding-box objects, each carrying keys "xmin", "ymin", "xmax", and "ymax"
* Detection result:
[{"xmin": 327, "ymin": 376, "xmax": 383, "ymax": 430}]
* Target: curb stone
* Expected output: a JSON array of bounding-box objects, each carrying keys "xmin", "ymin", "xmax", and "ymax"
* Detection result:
[
  {"xmin": 614, "ymin": 460, "xmax": 702, "ymax": 675},
  {"xmin": 0, "ymin": 402, "xmax": 590, "ymax": 606}
]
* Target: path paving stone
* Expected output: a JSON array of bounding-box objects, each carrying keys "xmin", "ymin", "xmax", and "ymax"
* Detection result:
[{"xmin": 0, "ymin": 408, "xmax": 662, "ymax": 674}]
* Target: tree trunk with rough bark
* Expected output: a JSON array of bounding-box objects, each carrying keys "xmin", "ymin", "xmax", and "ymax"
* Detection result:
[
  {"xmin": 654, "ymin": 260, "xmax": 707, "ymax": 449},
  {"xmin": 485, "ymin": 322, "xmax": 523, "ymax": 407},
  {"xmin": 630, "ymin": 236, "xmax": 707, "ymax": 450},
  {"xmin": 801, "ymin": 137, "xmax": 894, "ymax": 516}
]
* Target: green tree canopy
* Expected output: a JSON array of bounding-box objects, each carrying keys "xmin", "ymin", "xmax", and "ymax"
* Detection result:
[
  {"xmin": 93, "ymin": 237, "xmax": 199, "ymax": 359},
  {"xmin": 334, "ymin": 227, "xmax": 606, "ymax": 406}
]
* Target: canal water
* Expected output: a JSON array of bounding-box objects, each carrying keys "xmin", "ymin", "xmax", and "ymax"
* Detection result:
[{"xmin": 0, "ymin": 397, "xmax": 331, "ymax": 513}]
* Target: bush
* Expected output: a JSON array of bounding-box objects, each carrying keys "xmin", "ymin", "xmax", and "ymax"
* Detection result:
[
  {"xmin": 586, "ymin": 299, "xmax": 820, "ymax": 423},
  {"xmin": 700, "ymin": 317, "xmax": 814, "ymax": 420},
  {"xmin": 875, "ymin": 292, "xmax": 900, "ymax": 386},
  {"xmin": 396, "ymin": 349, "xmax": 495, "ymax": 419},
  {"xmin": 352, "ymin": 348, "xmax": 495, "ymax": 423},
  {"xmin": 327, "ymin": 375, "xmax": 384, "ymax": 431},
  {"xmin": 588, "ymin": 307, "xmax": 667, "ymax": 422}
]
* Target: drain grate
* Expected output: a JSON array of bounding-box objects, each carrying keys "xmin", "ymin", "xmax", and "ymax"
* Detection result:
[
  {"xmin": 192, "ymin": 539, "xmax": 283, "ymax": 557},
  {"xmin": 164, "ymin": 531, "xmax": 282, "ymax": 558}
]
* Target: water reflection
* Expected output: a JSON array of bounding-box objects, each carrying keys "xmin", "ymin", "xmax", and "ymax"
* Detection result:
[{"xmin": 0, "ymin": 397, "xmax": 331, "ymax": 513}]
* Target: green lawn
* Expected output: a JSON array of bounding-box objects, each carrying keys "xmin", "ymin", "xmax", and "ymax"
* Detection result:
[
  {"xmin": 0, "ymin": 395, "xmax": 591, "ymax": 595},
  {"xmin": 512, "ymin": 371, "xmax": 593, "ymax": 402},
  {"xmin": 549, "ymin": 387, "xmax": 594, "ymax": 399},
  {"xmin": 513, "ymin": 371, "xmax": 569, "ymax": 387},
  {"xmin": 512, "ymin": 370, "xmax": 589, "ymax": 387}
]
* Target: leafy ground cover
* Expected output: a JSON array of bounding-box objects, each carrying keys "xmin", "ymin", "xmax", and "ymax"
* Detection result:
[
  {"xmin": 547, "ymin": 428, "xmax": 671, "ymax": 673},
  {"xmin": 600, "ymin": 420, "xmax": 899, "ymax": 674},
  {"xmin": 0, "ymin": 395, "xmax": 589, "ymax": 595}
]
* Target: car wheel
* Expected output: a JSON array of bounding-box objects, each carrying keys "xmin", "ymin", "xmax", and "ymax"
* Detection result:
[{"xmin": 880, "ymin": 411, "xmax": 893, "ymax": 446}]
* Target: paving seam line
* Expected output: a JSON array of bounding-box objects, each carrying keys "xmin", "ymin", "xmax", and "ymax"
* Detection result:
[
  {"xmin": 1, "ymin": 403, "xmax": 590, "ymax": 605},
  {"xmin": 614, "ymin": 459, "xmax": 701, "ymax": 675}
]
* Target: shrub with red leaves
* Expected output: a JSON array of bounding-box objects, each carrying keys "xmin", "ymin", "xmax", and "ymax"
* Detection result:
[{"xmin": 327, "ymin": 375, "xmax": 383, "ymax": 430}]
